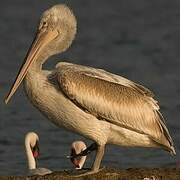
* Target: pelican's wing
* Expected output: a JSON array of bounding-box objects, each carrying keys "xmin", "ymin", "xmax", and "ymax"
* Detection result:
[
  {"xmin": 55, "ymin": 62, "xmax": 174, "ymax": 148},
  {"xmin": 56, "ymin": 62, "xmax": 154, "ymax": 97}
]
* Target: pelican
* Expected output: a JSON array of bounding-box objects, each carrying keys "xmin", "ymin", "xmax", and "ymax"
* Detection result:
[
  {"xmin": 5, "ymin": 4, "xmax": 175, "ymax": 175},
  {"xmin": 25, "ymin": 132, "xmax": 52, "ymax": 175},
  {"xmin": 69, "ymin": 141, "xmax": 87, "ymax": 169}
]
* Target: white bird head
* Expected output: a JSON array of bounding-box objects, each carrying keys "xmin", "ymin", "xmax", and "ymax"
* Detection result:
[
  {"xmin": 5, "ymin": 4, "xmax": 77, "ymax": 104},
  {"xmin": 25, "ymin": 132, "xmax": 40, "ymax": 160},
  {"xmin": 25, "ymin": 132, "xmax": 52, "ymax": 175},
  {"xmin": 70, "ymin": 141, "xmax": 87, "ymax": 169},
  {"xmin": 38, "ymin": 4, "xmax": 77, "ymax": 58},
  {"xmin": 25, "ymin": 132, "xmax": 40, "ymax": 170}
]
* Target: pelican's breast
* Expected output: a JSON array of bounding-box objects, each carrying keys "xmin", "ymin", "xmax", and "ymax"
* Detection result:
[{"xmin": 24, "ymin": 70, "xmax": 72, "ymax": 126}]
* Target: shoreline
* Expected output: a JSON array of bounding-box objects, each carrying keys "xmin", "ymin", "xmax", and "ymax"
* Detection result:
[{"xmin": 1, "ymin": 167, "xmax": 180, "ymax": 180}]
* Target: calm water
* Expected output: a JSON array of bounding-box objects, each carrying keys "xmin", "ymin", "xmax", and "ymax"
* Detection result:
[{"xmin": 0, "ymin": 0, "xmax": 180, "ymax": 175}]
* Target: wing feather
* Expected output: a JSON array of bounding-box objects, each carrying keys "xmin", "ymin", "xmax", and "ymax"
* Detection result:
[{"xmin": 55, "ymin": 62, "xmax": 173, "ymax": 147}]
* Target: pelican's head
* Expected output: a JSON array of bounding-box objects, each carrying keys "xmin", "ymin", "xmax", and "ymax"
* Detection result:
[
  {"xmin": 25, "ymin": 132, "xmax": 40, "ymax": 160},
  {"xmin": 38, "ymin": 4, "xmax": 77, "ymax": 58},
  {"xmin": 70, "ymin": 141, "xmax": 87, "ymax": 169},
  {"xmin": 5, "ymin": 4, "xmax": 77, "ymax": 104}
]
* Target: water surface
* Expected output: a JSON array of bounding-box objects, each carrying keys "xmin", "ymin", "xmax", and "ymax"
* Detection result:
[{"xmin": 0, "ymin": 0, "xmax": 179, "ymax": 175}]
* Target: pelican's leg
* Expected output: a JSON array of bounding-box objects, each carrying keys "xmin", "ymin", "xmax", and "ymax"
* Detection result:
[
  {"xmin": 92, "ymin": 144, "xmax": 105, "ymax": 172},
  {"xmin": 73, "ymin": 144, "xmax": 105, "ymax": 177}
]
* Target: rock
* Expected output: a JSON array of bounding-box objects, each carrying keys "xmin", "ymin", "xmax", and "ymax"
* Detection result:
[{"xmin": 1, "ymin": 167, "xmax": 180, "ymax": 180}]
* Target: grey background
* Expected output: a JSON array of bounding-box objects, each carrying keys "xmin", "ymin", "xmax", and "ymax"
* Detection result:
[{"xmin": 0, "ymin": 0, "xmax": 180, "ymax": 175}]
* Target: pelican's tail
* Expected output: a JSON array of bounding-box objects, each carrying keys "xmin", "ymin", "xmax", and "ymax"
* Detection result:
[{"xmin": 170, "ymin": 146, "xmax": 176, "ymax": 156}]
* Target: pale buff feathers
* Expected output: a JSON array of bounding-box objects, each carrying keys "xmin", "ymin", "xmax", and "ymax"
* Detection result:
[{"xmin": 55, "ymin": 62, "xmax": 174, "ymax": 151}]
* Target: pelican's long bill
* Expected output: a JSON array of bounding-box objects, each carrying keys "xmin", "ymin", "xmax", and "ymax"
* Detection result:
[{"xmin": 5, "ymin": 29, "xmax": 58, "ymax": 104}]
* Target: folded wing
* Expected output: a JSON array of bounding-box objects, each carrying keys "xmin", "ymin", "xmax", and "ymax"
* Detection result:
[{"xmin": 55, "ymin": 62, "xmax": 173, "ymax": 148}]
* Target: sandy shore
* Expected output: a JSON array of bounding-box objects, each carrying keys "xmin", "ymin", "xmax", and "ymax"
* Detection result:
[{"xmin": 1, "ymin": 167, "xmax": 180, "ymax": 180}]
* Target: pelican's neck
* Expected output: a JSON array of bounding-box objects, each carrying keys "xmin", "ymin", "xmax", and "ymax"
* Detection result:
[
  {"xmin": 28, "ymin": 53, "xmax": 48, "ymax": 73},
  {"xmin": 25, "ymin": 139, "xmax": 36, "ymax": 170},
  {"xmin": 27, "ymin": 24, "xmax": 76, "ymax": 74}
]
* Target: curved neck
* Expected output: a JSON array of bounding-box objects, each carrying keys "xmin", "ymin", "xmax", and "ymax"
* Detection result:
[
  {"xmin": 28, "ymin": 54, "xmax": 48, "ymax": 73},
  {"xmin": 28, "ymin": 23, "xmax": 76, "ymax": 73},
  {"xmin": 25, "ymin": 139, "xmax": 36, "ymax": 170}
]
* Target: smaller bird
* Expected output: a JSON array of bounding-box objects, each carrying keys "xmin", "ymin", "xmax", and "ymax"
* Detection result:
[
  {"xmin": 25, "ymin": 132, "xmax": 52, "ymax": 175},
  {"xmin": 69, "ymin": 141, "xmax": 87, "ymax": 169},
  {"xmin": 68, "ymin": 142, "xmax": 98, "ymax": 169}
]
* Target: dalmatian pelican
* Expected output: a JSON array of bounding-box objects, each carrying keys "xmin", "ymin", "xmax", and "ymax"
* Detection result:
[{"xmin": 5, "ymin": 4, "xmax": 175, "ymax": 176}]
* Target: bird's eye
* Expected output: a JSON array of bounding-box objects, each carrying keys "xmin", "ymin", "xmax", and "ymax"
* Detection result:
[
  {"xmin": 39, "ymin": 20, "xmax": 48, "ymax": 31},
  {"xmin": 42, "ymin": 21, "xmax": 48, "ymax": 27}
]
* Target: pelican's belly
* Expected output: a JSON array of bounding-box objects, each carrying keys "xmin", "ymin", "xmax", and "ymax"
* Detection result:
[
  {"xmin": 24, "ymin": 71, "xmax": 110, "ymax": 145},
  {"xmin": 108, "ymin": 124, "xmax": 158, "ymax": 148}
]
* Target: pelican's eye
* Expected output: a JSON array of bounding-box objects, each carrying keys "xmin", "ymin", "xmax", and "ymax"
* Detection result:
[
  {"xmin": 39, "ymin": 21, "xmax": 48, "ymax": 30},
  {"xmin": 42, "ymin": 21, "xmax": 48, "ymax": 27}
]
